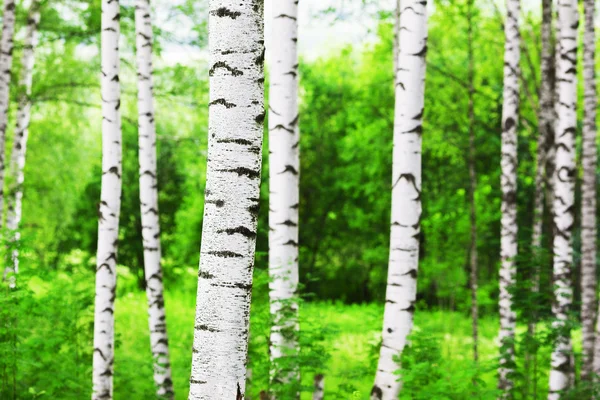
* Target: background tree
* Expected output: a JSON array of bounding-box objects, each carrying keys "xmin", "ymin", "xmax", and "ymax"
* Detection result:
[
  {"xmin": 92, "ymin": 0, "xmax": 122, "ymax": 398},
  {"xmin": 548, "ymin": 0, "xmax": 578, "ymax": 396},
  {"xmin": 5, "ymin": 0, "xmax": 41, "ymax": 286},
  {"xmin": 371, "ymin": 1, "xmax": 428, "ymax": 398},
  {"xmin": 135, "ymin": 0, "xmax": 174, "ymax": 397},
  {"xmin": 498, "ymin": 0, "xmax": 521, "ymax": 394},
  {"xmin": 268, "ymin": 0, "xmax": 301, "ymax": 396},
  {"xmin": 580, "ymin": 0, "xmax": 597, "ymax": 383},
  {"xmin": 0, "ymin": 0, "xmax": 16, "ymax": 243}
]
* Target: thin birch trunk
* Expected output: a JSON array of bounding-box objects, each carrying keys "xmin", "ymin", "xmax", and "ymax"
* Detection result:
[
  {"xmin": 371, "ymin": 1, "xmax": 428, "ymax": 398},
  {"xmin": 548, "ymin": 0, "xmax": 578, "ymax": 397},
  {"xmin": 3, "ymin": 0, "xmax": 41, "ymax": 288},
  {"xmin": 581, "ymin": 0, "xmax": 597, "ymax": 383},
  {"xmin": 466, "ymin": 0, "xmax": 478, "ymax": 364},
  {"xmin": 268, "ymin": 0, "xmax": 300, "ymax": 395},
  {"xmin": 92, "ymin": 1, "xmax": 122, "ymax": 398},
  {"xmin": 188, "ymin": 1, "xmax": 265, "ymax": 398},
  {"xmin": 530, "ymin": 0, "xmax": 554, "ymax": 331},
  {"xmin": 312, "ymin": 374, "xmax": 324, "ymax": 400},
  {"xmin": 0, "ymin": 0, "xmax": 16, "ymax": 237},
  {"xmin": 526, "ymin": 0, "xmax": 554, "ymax": 394},
  {"xmin": 135, "ymin": 0, "xmax": 174, "ymax": 397},
  {"xmin": 498, "ymin": 0, "xmax": 521, "ymax": 394},
  {"xmin": 393, "ymin": 0, "xmax": 400, "ymax": 78}
]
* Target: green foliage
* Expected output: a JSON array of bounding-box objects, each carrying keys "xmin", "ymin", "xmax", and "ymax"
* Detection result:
[{"xmin": 400, "ymin": 330, "xmax": 499, "ymax": 399}]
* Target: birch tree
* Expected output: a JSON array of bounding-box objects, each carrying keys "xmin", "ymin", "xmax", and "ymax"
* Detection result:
[
  {"xmin": 371, "ymin": 1, "xmax": 428, "ymax": 398},
  {"xmin": 189, "ymin": 0, "xmax": 265, "ymax": 398},
  {"xmin": 548, "ymin": 0, "xmax": 578, "ymax": 396},
  {"xmin": 3, "ymin": 0, "xmax": 41, "ymax": 288},
  {"xmin": 498, "ymin": 0, "xmax": 520, "ymax": 394},
  {"xmin": 135, "ymin": 0, "xmax": 174, "ymax": 397},
  {"xmin": 92, "ymin": 0, "xmax": 122, "ymax": 398},
  {"xmin": 466, "ymin": 0, "xmax": 478, "ymax": 363},
  {"xmin": 529, "ymin": 0, "xmax": 554, "ymax": 333},
  {"xmin": 268, "ymin": 0, "xmax": 300, "ymax": 394},
  {"xmin": 0, "ymin": 0, "xmax": 17, "ymax": 236},
  {"xmin": 580, "ymin": 0, "xmax": 597, "ymax": 382}
]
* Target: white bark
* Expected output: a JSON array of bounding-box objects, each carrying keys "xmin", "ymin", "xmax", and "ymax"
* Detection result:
[
  {"xmin": 371, "ymin": 1, "xmax": 428, "ymax": 398},
  {"xmin": 189, "ymin": 1, "xmax": 265, "ymax": 398},
  {"xmin": 268, "ymin": 0, "xmax": 300, "ymax": 393},
  {"xmin": 135, "ymin": 0, "xmax": 174, "ymax": 397},
  {"xmin": 312, "ymin": 374, "xmax": 324, "ymax": 400},
  {"xmin": 3, "ymin": 0, "xmax": 41, "ymax": 288},
  {"xmin": 92, "ymin": 1, "xmax": 122, "ymax": 398},
  {"xmin": 0, "ymin": 0, "xmax": 16, "ymax": 238},
  {"xmin": 582, "ymin": 0, "xmax": 597, "ymax": 382},
  {"xmin": 548, "ymin": 0, "xmax": 578, "ymax": 397},
  {"xmin": 498, "ymin": 0, "xmax": 520, "ymax": 394}
]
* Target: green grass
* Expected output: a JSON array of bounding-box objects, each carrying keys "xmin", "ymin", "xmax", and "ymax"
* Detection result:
[
  {"xmin": 2, "ymin": 271, "xmax": 583, "ymax": 399},
  {"xmin": 111, "ymin": 289, "xmax": 550, "ymax": 399}
]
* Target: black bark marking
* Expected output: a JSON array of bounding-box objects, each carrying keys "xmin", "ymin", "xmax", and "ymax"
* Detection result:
[
  {"xmin": 371, "ymin": 385, "xmax": 383, "ymax": 400},
  {"xmin": 237, "ymin": 383, "xmax": 244, "ymax": 400},
  {"xmin": 217, "ymin": 138, "xmax": 253, "ymax": 146},
  {"xmin": 270, "ymin": 124, "xmax": 294, "ymax": 133},
  {"xmin": 255, "ymin": 112, "xmax": 266, "ymax": 124},
  {"xmin": 278, "ymin": 220, "xmax": 297, "ymax": 227},
  {"xmin": 279, "ymin": 165, "xmax": 298, "ymax": 175},
  {"xmin": 207, "ymin": 251, "xmax": 244, "ymax": 258},
  {"xmin": 255, "ymin": 47, "xmax": 265, "ymax": 66},
  {"xmin": 209, "ymin": 61, "xmax": 243, "ymax": 77},
  {"xmin": 217, "ymin": 226, "xmax": 257, "ymax": 238},
  {"xmin": 283, "ymin": 240, "xmax": 299, "ymax": 247},
  {"xmin": 210, "ymin": 7, "xmax": 242, "ymax": 19},
  {"xmin": 504, "ymin": 117, "xmax": 516, "ymax": 132},
  {"xmin": 218, "ymin": 167, "xmax": 260, "ymax": 179},
  {"xmin": 209, "ymin": 98, "xmax": 237, "ymax": 108},
  {"xmin": 206, "ymin": 199, "xmax": 225, "ymax": 208},
  {"xmin": 195, "ymin": 324, "xmax": 221, "ymax": 332},
  {"xmin": 275, "ymin": 14, "xmax": 297, "ymax": 20},
  {"xmin": 198, "ymin": 270, "xmax": 216, "ymax": 279}
]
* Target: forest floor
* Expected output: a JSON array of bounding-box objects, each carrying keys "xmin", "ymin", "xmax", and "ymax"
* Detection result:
[{"xmin": 111, "ymin": 291, "xmax": 581, "ymax": 399}]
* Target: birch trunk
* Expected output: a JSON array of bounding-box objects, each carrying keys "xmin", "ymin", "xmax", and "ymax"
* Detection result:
[
  {"xmin": 92, "ymin": 1, "xmax": 122, "ymax": 398},
  {"xmin": 3, "ymin": 0, "xmax": 41, "ymax": 288},
  {"xmin": 530, "ymin": 0, "xmax": 554, "ymax": 326},
  {"xmin": 135, "ymin": 0, "xmax": 174, "ymax": 397},
  {"xmin": 268, "ymin": 0, "xmax": 300, "ymax": 394},
  {"xmin": 581, "ymin": 0, "xmax": 597, "ymax": 382},
  {"xmin": 371, "ymin": 1, "xmax": 428, "ymax": 398},
  {"xmin": 548, "ymin": 0, "xmax": 578, "ymax": 397},
  {"xmin": 466, "ymin": 0, "xmax": 478, "ymax": 363},
  {"xmin": 526, "ymin": 0, "xmax": 554, "ymax": 395},
  {"xmin": 498, "ymin": 0, "xmax": 521, "ymax": 394},
  {"xmin": 189, "ymin": 1, "xmax": 264, "ymax": 398},
  {"xmin": 0, "ymin": 0, "xmax": 16, "ymax": 238},
  {"xmin": 312, "ymin": 375, "xmax": 324, "ymax": 400}
]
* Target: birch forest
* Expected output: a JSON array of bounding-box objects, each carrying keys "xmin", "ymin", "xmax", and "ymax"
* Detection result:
[{"xmin": 1, "ymin": 0, "xmax": 600, "ymax": 399}]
